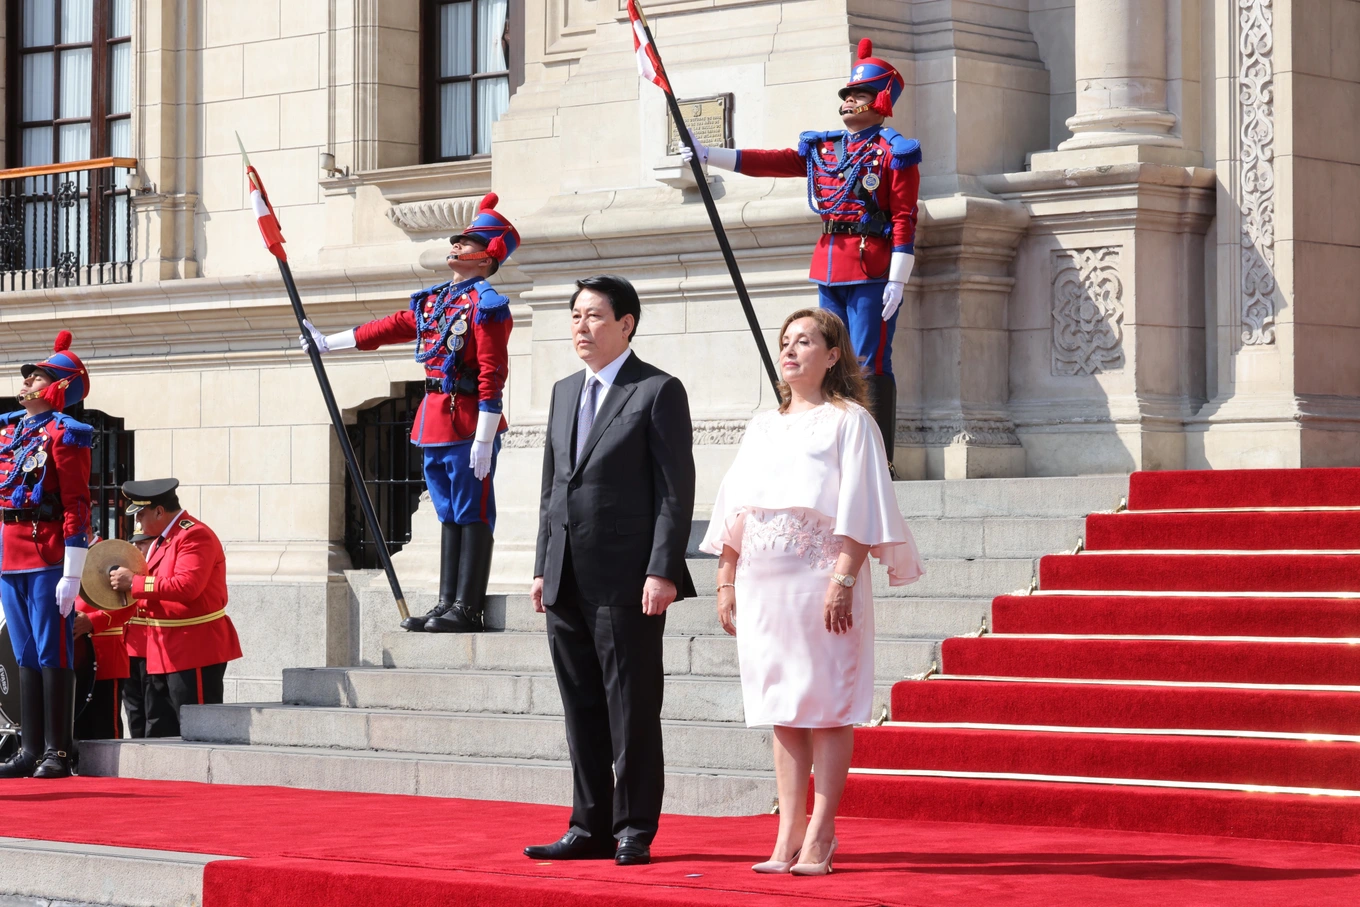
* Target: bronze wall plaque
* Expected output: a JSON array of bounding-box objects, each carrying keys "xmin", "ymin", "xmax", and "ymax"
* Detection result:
[{"xmin": 667, "ymin": 94, "xmax": 734, "ymax": 155}]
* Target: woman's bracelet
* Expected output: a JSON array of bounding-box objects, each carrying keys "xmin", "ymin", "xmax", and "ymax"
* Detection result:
[{"xmin": 717, "ymin": 583, "xmax": 735, "ymax": 592}]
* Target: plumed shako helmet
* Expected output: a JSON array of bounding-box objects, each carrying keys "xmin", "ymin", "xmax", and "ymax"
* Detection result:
[
  {"xmin": 450, "ymin": 193, "xmax": 521, "ymax": 267},
  {"xmin": 20, "ymin": 330, "xmax": 89, "ymax": 411},
  {"xmin": 838, "ymin": 39, "xmax": 905, "ymax": 118}
]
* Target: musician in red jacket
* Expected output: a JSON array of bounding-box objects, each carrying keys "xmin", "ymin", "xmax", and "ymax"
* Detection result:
[
  {"xmin": 108, "ymin": 479, "xmax": 242, "ymax": 738},
  {"xmin": 0, "ymin": 332, "xmax": 93, "ymax": 780},
  {"xmin": 302, "ymin": 193, "xmax": 519, "ymax": 635},
  {"xmin": 73, "ymin": 584, "xmax": 133, "ymax": 740},
  {"xmin": 683, "ymin": 40, "xmax": 920, "ymax": 467}
]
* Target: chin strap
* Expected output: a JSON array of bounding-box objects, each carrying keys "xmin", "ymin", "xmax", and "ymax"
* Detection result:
[{"xmin": 451, "ymin": 250, "xmax": 494, "ymax": 264}]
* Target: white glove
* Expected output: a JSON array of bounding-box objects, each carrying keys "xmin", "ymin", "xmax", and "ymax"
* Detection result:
[
  {"xmin": 469, "ymin": 410, "xmax": 500, "ymax": 481},
  {"xmin": 57, "ymin": 546, "xmax": 87, "ymax": 618},
  {"xmin": 881, "ymin": 281, "xmax": 904, "ymax": 322},
  {"xmin": 679, "ymin": 129, "xmax": 737, "ymax": 171},
  {"xmin": 300, "ymin": 320, "xmax": 356, "ymax": 355}
]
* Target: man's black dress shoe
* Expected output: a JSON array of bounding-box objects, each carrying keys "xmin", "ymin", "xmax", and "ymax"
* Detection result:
[
  {"xmin": 614, "ymin": 836, "xmax": 651, "ymax": 865},
  {"xmin": 523, "ymin": 832, "xmax": 615, "ymax": 861}
]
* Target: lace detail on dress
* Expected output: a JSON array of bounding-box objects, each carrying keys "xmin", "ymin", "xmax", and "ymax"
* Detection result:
[{"xmin": 738, "ymin": 509, "xmax": 844, "ymax": 572}]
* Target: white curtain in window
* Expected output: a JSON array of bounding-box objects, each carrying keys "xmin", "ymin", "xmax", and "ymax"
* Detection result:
[
  {"xmin": 58, "ymin": 122, "xmax": 91, "ymax": 163},
  {"xmin": 109, "ymin": 119, "xmax": 132, "ymax": 159},
  {"xmin": 477, "ymin": 0, "xmax": 508, "ymax": 72},
  {"xmin": 60, "ymin": 48, "xmax": 92, "ymax": 118},
  {"xmin": 21, "ymin": 127, "xmax": 54, "ymax": 166},
  {"xmin": 440, "ymin": 82, "xmax": 472, "ymax": 158},
  {"xmin": 476, "ymin": 77, "xmax": 509, "ymax": 155},
  {"xmin": 22, "ymin": 0, "xmax": 55, "ymax": 47},
  {"xmin": 111, "ymin": 0, "xmax": 132, "ymax": 38},
  {"xmin": 22, "ymin": 52, "xmax": 55, "ymax": 120},
  {"xmin": 61, "ymin": 0, "xmax": 93, "ymax": 44},
  {"xmin": 441, "ymin": 2, "xmax": 473, "ymax": 77},
  {"xmin": 109, "ymin": 43, "xmax": 132, "ymax": 114}
]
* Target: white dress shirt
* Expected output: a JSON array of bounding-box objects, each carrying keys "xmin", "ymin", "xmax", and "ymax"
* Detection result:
[{"xmin": 579, "ymin": 348, "xmax": 633, "ymax": 418}]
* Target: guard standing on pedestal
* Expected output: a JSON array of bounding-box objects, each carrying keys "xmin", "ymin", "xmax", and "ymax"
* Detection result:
[
  {"xmin": 0, "ymin": 332, "xmax": 93, "ymax": 779},
  {"xmin": 302, "ymin": 193, "xmax": 519, "ymax": 634},
  {"xmin": 683, "ymin": 40, "xmax": 920, "ymax": 466},
  {"xmin": 108, "ymin": 479, "xmax": 242, "ymax": 738}
]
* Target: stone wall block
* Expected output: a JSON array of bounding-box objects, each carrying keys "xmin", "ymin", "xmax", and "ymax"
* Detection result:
[
  {"xmin": 172, "ymin": 429, "xmax": 232, "ymax": 485},
  {"xmin": 200, "ymin": 485, "xmax": 261, "ymax": 542},
  {"xmin": 230, "ymin": 426, "xmax": 293, "ymax": 484}
]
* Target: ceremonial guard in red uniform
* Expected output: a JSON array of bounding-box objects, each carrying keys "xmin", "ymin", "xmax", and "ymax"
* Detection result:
[
  {"xmin": 303, "ymin": 193, "xmax": 519, "ymax": 634},
  {"xmin": 0, "ymin": 332, "xmax": 93, "ymax": 779},
  {"xmin": 684, "ymin": 40, "xmax": 920, "ymax": 463},
  {"xmin": 109, "ymin": 479, "xmax": 242, "ymax": 738}
]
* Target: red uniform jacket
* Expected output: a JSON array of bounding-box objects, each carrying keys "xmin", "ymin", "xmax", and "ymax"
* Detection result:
[
  {"xmin": 0, "ymin": 411, "xmax": 92, "ymax": 573},
  {"xmin": 128, "ymin": 513, "xmax": 242, "ymax": 674},
  {"xmin": 76, "ymin": 596, "xmax": 132, "ymax": 681},
  {"xmin": 355, "ymin": 278, "xmax": 512, "ymax": 447},
  {"xmin": 736, "ymin": 126, "xmax": 921, "ymax": 286}
]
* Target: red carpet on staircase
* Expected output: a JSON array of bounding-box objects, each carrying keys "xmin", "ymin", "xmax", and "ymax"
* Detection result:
[
  {"xmin": 853, "ymin": 467, "xmax": 1360, "ymax": 846},
  {"xmin": 4, "ymin": 777, "xmax": 1360, "ymax": 907}
]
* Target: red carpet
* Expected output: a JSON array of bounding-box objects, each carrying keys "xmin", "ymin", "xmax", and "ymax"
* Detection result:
[
  {"xmin": 992, "ymin": 594, "xmax": 1360, "ymax": 637},
  {"xmin": 1085, "ymin": 511, "xmax": 1360, "ymax": 551},
  {"xmin": 891, "ymin": 679, "xmax": 1360, "ymax": 736},
  {"xmin": 939, "ymin": 637, "xmax": 1360, "ymax": 685},
  {"xmin": 5, "ymin": 777, "xmax": 1360, "ymax": 907},
  {"xmin": 854, "ymin": 468, "xmax": 1360, "ymax": 843},
  {"xmin": 1127, "ymin": 468, "xmax": 1360, "ymax": 510},
  {"xmin": 852, "ymin": 725, "xmax": 1360, "ymax": 790},
  {"xmin": 1038, "ymin": 552, "xmax": 1360, "ymax": 592}
]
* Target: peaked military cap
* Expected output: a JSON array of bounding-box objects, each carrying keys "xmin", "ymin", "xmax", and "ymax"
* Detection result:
[{"xmin": 122, "ymin": 478, "xmax": 180, "ymax": 515}]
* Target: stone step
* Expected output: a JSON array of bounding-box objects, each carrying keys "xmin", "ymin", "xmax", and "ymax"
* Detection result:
[
  {"xmin": 685, "ymin": 556, "xmax": 1035, "ymax": 599},
  {"xmin": 181, "ymin": 703, "xmax": 775, "ymax": 771},
  {"xmin": 893, "ymin": 475, "xmax": 1128, "ymax": 520},
  {"xmin": 0, "ymin": 835, "xmax": 228, "ymax": 907},
  {"xmin": 483, "ymin": 594, "xmax": 990, "ymax": 637},
  {"xmin": 908, "ymin": 517, "xmax": 1086, "ymax": 560},
  {"xmin": 380, "ymin": 631, "xmax": 937, "ymax": 680},
  {"xmin": 282, "ymin": 667, "xmax": 895, "ymax": 724},
  {"xmin": 79, "ymin": 739, "xmax": 777, "ymax": 817}
]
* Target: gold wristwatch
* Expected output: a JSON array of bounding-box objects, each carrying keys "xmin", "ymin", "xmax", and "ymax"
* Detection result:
[{"xmin": 831, "ymin": 572, "xmax": 856, "ymax": 588}]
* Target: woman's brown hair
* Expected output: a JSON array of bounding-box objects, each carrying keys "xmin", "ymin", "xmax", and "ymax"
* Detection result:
[{"xmin": 776, "ymin": 308, "xmax": 869, "ymax": 413}]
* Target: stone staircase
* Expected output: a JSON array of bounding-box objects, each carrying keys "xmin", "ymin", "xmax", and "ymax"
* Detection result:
[{"xmin": 82, "ymin": 476, "xmax": 1128, "ymax": 815}]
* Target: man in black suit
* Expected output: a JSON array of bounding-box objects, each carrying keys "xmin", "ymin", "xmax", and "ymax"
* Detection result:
[{"xmin": 524, "ymin": 275, "xmax": 696, "ymax": 867}]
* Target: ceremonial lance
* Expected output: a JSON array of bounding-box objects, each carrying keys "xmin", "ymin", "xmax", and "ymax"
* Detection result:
[
  {"xmin": 237, "ymin": 134, "xmax": 411, "ymax": 622},
  {"xmin": 627, "ymin": 0, "xmax": 781, "ymax": 398}
]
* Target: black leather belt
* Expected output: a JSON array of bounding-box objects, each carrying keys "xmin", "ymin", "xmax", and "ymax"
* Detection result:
[
  {"xmin": 822, "ymin": 221, "xmax": 886, "ymax": 237},
  {"xmin": 2, "ymin": 496, "xmax": 64, "ymax": 524},
  {"xmin": 427, "ymin": 375, "xmax": 479, "ymax": 396}
]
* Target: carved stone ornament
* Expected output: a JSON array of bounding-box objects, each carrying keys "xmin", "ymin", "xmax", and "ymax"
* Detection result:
[
  {"xmin": 897, "ymin": 419, "xmax": 1022, "ymax": 448},
  {"xmin": 1051, "ymin": 247, "xmax": 1125, "ymax": 377},
  {"xmin": 386, "ymin": 198, "xmax": 480, "ymax": 235},
  {"xmin": 1239, "ymin": 0, "xmax": 1276, "ymax": 345}
]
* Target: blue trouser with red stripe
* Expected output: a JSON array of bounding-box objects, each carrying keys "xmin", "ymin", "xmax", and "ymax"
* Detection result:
[
  {"xmin": 422, "ymin": 436, "xmax": 502, "ymax": 531},
  {"xmin": 818, "ymin": 281, "xmax": 897, "ymax": 377},
  {"xmin": 1, "ymin": 566, "xmax": 74, "ymax": 670}
]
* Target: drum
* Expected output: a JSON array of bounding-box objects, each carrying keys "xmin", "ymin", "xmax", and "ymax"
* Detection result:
[{"xmin": 0, "ymin": 618, "xmax": 18, "ymax": 761}]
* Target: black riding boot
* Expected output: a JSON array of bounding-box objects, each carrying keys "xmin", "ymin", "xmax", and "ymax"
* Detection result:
[
  {"xmin": 866, "ymin": 374, "xmax": 898, "ymax": 472},
  {"xmin": 32, "ymin": 667, "xmax": 74, "ymax": 778},
  {"xmin": 401, "ymin": 522, "xmax": 463, "ymax": 631},
  {"xmin": 425, "ymin": 522, "xmax": 493, "ymax": 633},
  {"xmin": 0, "ymin": 668, "xmax": 44, "ymax": 779}
]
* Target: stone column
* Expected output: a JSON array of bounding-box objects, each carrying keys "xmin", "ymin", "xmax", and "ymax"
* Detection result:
[{"xmin": 1059, "ymin": 0, "xmax": 1180, "ymax": 150}]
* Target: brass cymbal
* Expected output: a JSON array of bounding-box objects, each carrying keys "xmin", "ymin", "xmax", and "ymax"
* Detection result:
[{"xmin": 80, "ymin": 539, "xmax": 147, "ymax": 612}]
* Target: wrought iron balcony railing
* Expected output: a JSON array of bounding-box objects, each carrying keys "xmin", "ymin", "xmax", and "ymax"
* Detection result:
[{"xmin": 0, "ymin": 158, "xmax": 137, "ymax": 293}]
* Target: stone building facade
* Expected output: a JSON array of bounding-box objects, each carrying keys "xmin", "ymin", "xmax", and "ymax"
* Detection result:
[{"xmin": 1, "ymin": 0, "xmax": 1356, "ymax": 697}]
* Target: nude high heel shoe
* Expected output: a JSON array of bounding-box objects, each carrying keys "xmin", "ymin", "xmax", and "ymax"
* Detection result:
[
  {"xmin": 789, "ymin": 838, "xmax": 837, "ymax": 876},
  {"xmin": 751, "ymin": 849, "xmax": 801, "ymax": 873}
]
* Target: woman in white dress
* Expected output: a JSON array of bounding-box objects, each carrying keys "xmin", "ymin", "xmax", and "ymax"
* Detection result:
[{"xmin": 700, "ymin": 308, "xmax": 922, "ymax": 876}]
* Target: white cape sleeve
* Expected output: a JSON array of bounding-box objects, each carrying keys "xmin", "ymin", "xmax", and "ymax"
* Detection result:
[{"xmin": 834, "ymin": 405, "xmax": 924, "ymax": 586}]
